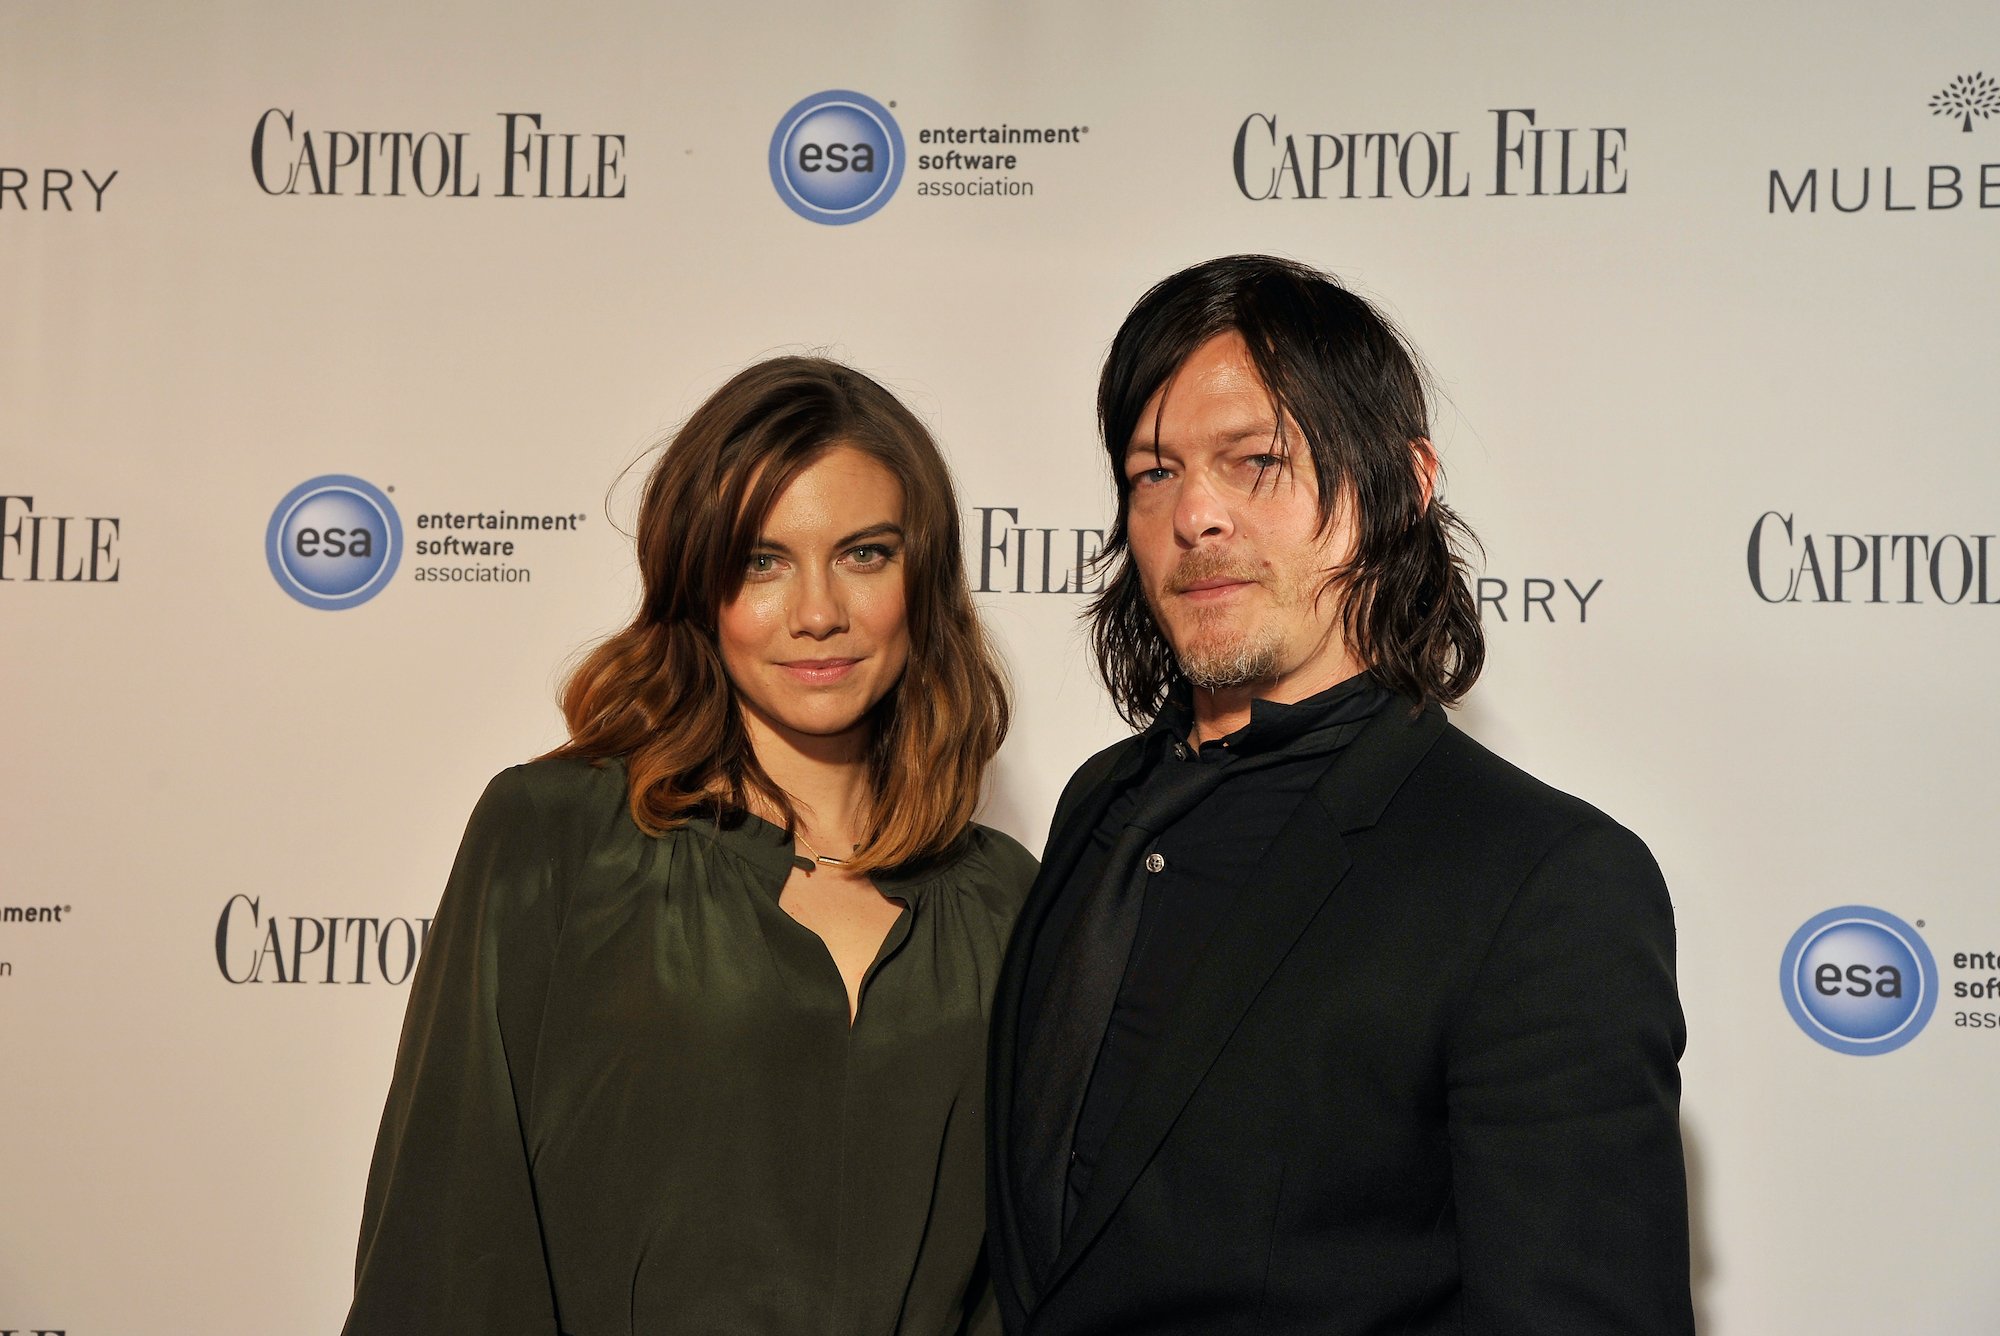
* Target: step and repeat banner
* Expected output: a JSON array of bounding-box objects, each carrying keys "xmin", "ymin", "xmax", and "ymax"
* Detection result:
[{"xmin": 4, "ymin": 2, "xmax": 1997, "ymax": 1331}]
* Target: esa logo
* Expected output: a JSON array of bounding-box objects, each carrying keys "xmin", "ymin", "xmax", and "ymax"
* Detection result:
[
  {"xmin": 1780, "ymin": 906, "xmax": 1937, "ymax": 1055},
  {"xmin": 265, "ymin": 475, "xmax": 402, "ymax": 610},
  {"xmin": 769, "ymin": 90, "xmax": 904, "ymax": 224}
]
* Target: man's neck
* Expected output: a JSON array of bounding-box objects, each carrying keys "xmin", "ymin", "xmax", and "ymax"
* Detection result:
[
  {"xmin": 1188, "ymin": 686, "xmax": 1259, "ymax": 746},
  {"xmin": 1187, "ymin": 661, "xmax": 1368, "ymax": 746}
]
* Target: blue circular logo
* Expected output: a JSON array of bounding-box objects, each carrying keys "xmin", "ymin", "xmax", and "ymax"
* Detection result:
[
  {"xmin": 769, "ymin": 90, "xmax": 904, "ymax": 224},
  {"xmin": 1780, "ymin": 906, "xmax": 1936, "ymax": 1055},
  {"xmin": 265, "ymin": 475, "xmax": 402, "ymax": 610}
]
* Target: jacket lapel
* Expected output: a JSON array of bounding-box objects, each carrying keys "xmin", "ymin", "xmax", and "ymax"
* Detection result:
[
  {"xmin": 1040, "ymin": 701, "xmax": 1449, "ymax": 1300},
  {"xmin": 990, "ymin": 735, "xmax": 1149, "ymax": 1314}
]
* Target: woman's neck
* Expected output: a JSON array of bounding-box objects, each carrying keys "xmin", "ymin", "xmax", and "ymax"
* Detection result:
[{"xmin": 739, "ymin": 705, "xmax": 873, "ymax": 844}]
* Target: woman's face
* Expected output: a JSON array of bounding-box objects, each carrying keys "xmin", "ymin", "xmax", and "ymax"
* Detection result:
[{"xmin": 718, "ymin": 445, "xmax": 912, "ymax": 755}]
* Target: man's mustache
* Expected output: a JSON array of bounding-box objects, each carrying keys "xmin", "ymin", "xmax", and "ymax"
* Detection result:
[{"xmin": 1163, "ymin": 549, "xmax": 1262, "ymax": 596}]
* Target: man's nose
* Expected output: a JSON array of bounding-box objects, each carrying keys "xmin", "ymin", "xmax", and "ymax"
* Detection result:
[{"xmin": 1173, "ymin": 468, "xmax": 1233, "ymax": 547}]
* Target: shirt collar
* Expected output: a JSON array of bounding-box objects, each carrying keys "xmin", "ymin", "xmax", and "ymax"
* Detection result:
[
  {"xmin": 1154, "ymin": 670, "xmax": 1390, "ymax": 764},
  {"xmin": 689, "ymin": 808, "xmax": 941, "ymax": 903}
]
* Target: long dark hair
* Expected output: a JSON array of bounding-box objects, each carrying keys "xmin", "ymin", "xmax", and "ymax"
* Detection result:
[
  {"xmin": 1089, "ymin": 254, "xmax": 1483, "ymax": 724},
  {"xmin": 546, "ymin": 356, "xmax": 1010, "ymax": 873}
]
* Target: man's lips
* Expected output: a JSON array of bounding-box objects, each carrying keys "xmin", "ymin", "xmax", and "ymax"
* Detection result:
[
  {"xmin": 1174, "ymin": 576, "xmax": 1255, "ymax": 600},
  {"xmin": 776, "ymin": 657, "xmax": 862, "ymax": 684}
]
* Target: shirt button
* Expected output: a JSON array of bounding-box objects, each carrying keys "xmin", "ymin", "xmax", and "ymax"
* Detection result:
[{"xmin": 1145, "ymin": 852, "xmax": 1166, "ymax": 873}]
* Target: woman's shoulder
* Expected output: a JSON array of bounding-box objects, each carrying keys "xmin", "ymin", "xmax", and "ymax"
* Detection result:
[
  {"xmin": 936, "ymin": 822, "xmax": 1039, "ymax": 914},
  {"xmin": 500, "ymin": 752, "xmax": 626, "ymax": 801},
  {"xmin": 468, "ymin": 754, "xmax": 633, "ymax": 839}
]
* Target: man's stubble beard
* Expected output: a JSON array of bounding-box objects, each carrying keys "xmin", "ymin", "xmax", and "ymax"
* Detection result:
[
  {"xmin": 1173, "ymin": 602, "xmax": 1285, "ymax": 690},
  {"xmin": 1147, "ymin": 547, "xmax": 1309, "ymax": 692}
]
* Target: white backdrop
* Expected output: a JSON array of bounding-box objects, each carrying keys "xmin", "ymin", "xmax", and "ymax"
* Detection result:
[{"xmin": 5, "ymin": 2, "xmax": 1999, "ymax": 1331}]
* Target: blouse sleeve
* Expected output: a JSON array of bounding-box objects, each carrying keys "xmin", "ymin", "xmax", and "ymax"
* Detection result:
[{"xmin": 343, "ymin": 767, "xmax": 567, "ymax": 1335}]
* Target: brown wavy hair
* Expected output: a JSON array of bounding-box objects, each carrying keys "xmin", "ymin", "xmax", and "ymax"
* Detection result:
[
  {"xmin": 1090, "ymin": 254, "xmax": 1484, "ymax": 724},
  {"xmin": 546, "ymin": 356, "xmax": 1009, "ymax": 872}
]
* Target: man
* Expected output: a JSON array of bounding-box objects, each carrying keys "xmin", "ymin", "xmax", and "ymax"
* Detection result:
[{"xmin": 988, "ymin": 255, "xmax": 1692, "ymax": 1334}]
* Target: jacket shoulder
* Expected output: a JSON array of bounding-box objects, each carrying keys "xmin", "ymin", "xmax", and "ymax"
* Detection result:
[
  {"xmin": 1404, "ymin": 719, "xmax": 1659, "ymax": 868},
  {"xmin": 1428, "ymin": 721, "xmax": 1623, "ymax": 821},
  {"xmin": 1051, "ymin": 733, "xmax": 1147, "ymax": 825}
]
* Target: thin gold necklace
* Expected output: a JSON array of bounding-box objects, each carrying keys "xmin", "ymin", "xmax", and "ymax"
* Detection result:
[{"xmin": 791, "ymin": 830, "xmax": 853, "ymax": 875}]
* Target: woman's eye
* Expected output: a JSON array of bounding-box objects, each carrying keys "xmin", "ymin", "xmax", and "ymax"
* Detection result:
[
  {"xmin": 1131, "ymin": 466, "xmax": 1174, "ymax": 486},
  {"xmin": 745, "ymin": 553, "xmax": 780, "ymax": 575},
  {"xmin": 847, "ymin": 544, "xmax": 897, "ymax": 567}
]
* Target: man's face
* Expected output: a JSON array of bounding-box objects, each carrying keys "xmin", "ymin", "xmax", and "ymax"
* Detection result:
[{"xmin": 1121, "ymin": 329, "xmax": 1362, "ymax": 704}]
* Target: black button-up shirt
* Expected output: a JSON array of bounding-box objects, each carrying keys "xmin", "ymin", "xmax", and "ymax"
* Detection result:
[{"xmin": 1020, "ymin": 672, "xmax": 1391, "ymax": 1227}]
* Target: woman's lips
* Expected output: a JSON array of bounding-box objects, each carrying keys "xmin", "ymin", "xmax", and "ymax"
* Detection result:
[{"xmin": 777, "ymin": 657, "xmax": 861, "ymax": 684}]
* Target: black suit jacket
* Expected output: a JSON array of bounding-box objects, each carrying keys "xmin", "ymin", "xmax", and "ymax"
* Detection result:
[{"xmin": 988, "ymin": 702, "xmax": 1693, "ymax": 1335}]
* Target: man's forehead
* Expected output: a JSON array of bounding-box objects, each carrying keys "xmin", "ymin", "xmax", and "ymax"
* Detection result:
[{"xmin": 1123, "ymin": 412, "xmax": 1288, "ymax": 456}]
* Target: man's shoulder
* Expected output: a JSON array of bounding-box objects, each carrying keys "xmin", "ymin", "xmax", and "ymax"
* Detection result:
[
  {"xmin": 1070, "ymin": 732, "xmax": 1150, "ymax": 788},
  {"xmin": 1401, "ymin": 715, "xmax": 1655, "ymax": 861},
  {"xmin": 1051, "ymin": 732, "xmax": 1149, "ymax": 820},
  {"xmin": 1426, "ymin": 719, "xmax": 1597, "ymax": 811}
]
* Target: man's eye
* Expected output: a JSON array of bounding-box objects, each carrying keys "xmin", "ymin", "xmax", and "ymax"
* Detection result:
[{"xmin": 1244, "ymin": 453, "xmax": 1290, "ymax": 491}]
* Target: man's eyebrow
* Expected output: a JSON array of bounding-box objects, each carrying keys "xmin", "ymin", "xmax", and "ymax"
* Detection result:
[
  {"xmin": 750, "ymin": 522, "xmax": 905, "ymax": 554},
  {"xmin": 1123, "ymin": 422, "xmax": 1281, "ymax": 457}
]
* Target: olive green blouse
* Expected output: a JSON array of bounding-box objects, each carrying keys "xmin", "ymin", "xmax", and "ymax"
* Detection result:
[{"xmin": 342, "ymin": 757, "xmax": 1037, "ymax": 1336}]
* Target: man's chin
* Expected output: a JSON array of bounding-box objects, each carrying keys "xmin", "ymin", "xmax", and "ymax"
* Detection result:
[
  {"xmin": 1168, "ymin": 607, "xmax": 1251, "ymax": 649},
  {"xmin": 1171, "ymin": 633, "xmax": 1283, "ymax": 692}
]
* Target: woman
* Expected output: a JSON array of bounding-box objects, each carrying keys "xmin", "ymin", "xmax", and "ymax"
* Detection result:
[{"xmin": 344, "ymin": 357, "xmax": 1034, "ymax": 1335}]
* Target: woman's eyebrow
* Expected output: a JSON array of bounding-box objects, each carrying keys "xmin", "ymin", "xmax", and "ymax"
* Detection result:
[{"xmin": 752, "ymin": 521, "xmax": 905, "ymax": 554}]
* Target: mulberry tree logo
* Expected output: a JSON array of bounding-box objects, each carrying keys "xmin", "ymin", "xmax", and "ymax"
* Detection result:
[{"xmin": 1929, "ymin": 72, "xmax": 2000, "ymax": 132}]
